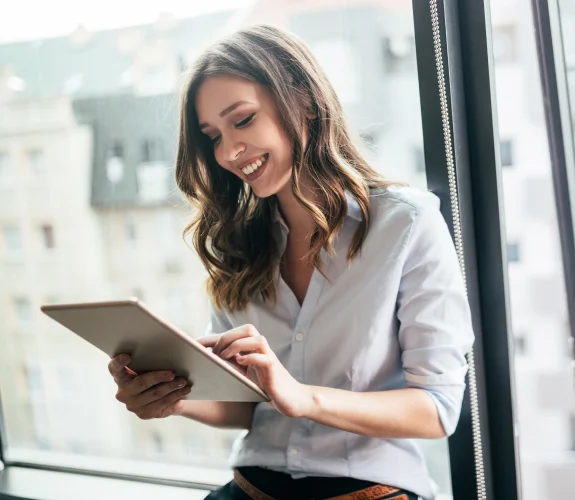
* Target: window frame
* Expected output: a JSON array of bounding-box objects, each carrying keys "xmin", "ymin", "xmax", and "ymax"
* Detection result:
[{"xmin": 2, "ymin": 1, "xmax": 575, "ymax": 499}]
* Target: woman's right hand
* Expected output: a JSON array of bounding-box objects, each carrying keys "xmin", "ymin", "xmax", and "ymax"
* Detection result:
[{"xmin": 108, "ymin": 354, "xmax": 192, "ymax": 419}]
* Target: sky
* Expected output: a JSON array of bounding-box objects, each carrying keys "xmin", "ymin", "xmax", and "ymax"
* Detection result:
[{"xmin": 0, "ymin": 0, "xmax": 256, "ymax": 43}]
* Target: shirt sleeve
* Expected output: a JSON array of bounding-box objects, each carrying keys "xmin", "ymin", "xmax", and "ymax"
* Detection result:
[{"xmin": 396, "ymin": 194, "xmax": 475, "ymax": 436}]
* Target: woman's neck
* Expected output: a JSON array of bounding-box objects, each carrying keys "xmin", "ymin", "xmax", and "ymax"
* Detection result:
[{"xmin": 275, "ymin": 181, "xmax": 317, "ymax": 243}]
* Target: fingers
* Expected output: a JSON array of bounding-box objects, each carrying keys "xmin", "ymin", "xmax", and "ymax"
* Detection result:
[
  {"xmin": 198, "ymin": 324, "xmax": 261, "ymax": 356},
  {"xmin": 236, "ymin": 353, "xmax": 272, "ymax": 368},
  {"xmin": 117, "ymin": 370, "xmax": 176, "ymax": 402},
  {"xmin": 196, "ymin": 335, "xmax": 220, "ymax": 348},
  {"xmin": 108, "ymin": 354, "xmax": 136, "ymax": 384},
  {"xmin": 130, "ymin": 377, "xmax": 190, "ymax": 408},
  {"xmin": 219, "ymin": 336, "xmax": 270, "ymax": 359},
  {"xmin": 136, "ymin": 384, "xmax": 192, "ymax": 420}
]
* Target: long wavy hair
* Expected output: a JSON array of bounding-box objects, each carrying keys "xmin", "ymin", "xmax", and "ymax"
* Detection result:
[{"xmin": 175, "ymin": 25, "xmax": 402, "ymax": 313}]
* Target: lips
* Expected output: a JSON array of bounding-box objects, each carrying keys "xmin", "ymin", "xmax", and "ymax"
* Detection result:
[{"xmin": 242, "ymin": 153, "xmax": 269, "ymax": 182}]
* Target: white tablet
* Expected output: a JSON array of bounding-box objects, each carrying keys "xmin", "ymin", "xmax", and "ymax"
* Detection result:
[{"xmin": 40, "ymin": 298, "xmax": 269, "ymax": 403}]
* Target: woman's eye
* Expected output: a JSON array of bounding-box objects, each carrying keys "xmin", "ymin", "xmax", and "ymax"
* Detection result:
[
  {"xmin": 235, "ymin": 113, "xmax": 256, "ymax": 128},
  {"xmin": 211, "ymin": 135, "xmax": 221, "ymax": 145}
]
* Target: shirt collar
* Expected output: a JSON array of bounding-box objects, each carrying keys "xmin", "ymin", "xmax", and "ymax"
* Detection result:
[{"xmin": 271, "ymin": 191, "xmax": 363, "ymax": 224}]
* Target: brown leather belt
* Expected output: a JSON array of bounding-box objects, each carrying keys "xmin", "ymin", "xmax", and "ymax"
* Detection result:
[{"xmin": 233, "ymin": 470, "xmax": 410, "ymax": 500}]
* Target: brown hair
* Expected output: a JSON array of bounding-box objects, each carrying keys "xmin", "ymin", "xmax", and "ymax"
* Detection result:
[{"xmin": 175, "ymin": 24, "xmax": 401, "ymax": 313}]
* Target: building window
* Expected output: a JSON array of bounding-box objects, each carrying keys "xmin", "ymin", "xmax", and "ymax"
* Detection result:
[
  {"xmin": 500, "ymin": 139, "xmax": 514, "ymax": 167},
  {"xmin": 507, "ymin": 242, "xmax": 520, "ymax": 263},
  {"xmin": 3, "ymin": 225, "xmax": 22, "ymax": 251},
  {"xmin": 106, "ymin": 141, "xmax": 124, "ymax": 184},
  {"xmin": 27, "ymin": 149, "xmax": 45, "ymax": 174},
  {"xmin": 524, "ymin": 177, "xmax": 554, "ymax": 220},
  {"xmin": 137, "ymin": 163, "xmax": 169, "ymax": 202},
  {"xmin": 125, "ymin": 219, "xmax": 137, "ymax": 241},
  {"xmin": 514, "ymin": 334, "xmax": 527, "ymax": 356},
  {"xmin": 41, "ymin": 224, "xmax": 55, "ymax": 249},
  {"xmin": 383, "ymin": 35, "xmax": 416, "ymax": 73},
  {"xmin": 141, "ymin": 138, "xmax": 163, "ymax": 163},
  {"xmin": 25, "ymin": 365, "xmax": 43, "ymax": 393},
  {"xmin": 413, "ymin": 146, "xmax": 426, "ymax": 173},
  {"xmin": 0, "ymin": 151, "xmax": 12, "ymax": 178},
  {"xmin": 14, "ymin": 297, "xmax": 32, "ymax": 322}
]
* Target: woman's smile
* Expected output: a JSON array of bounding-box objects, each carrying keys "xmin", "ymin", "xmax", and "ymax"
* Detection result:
[{"xmin": 239, "ymin": 153, "xmax": 269, "ymax": 182}]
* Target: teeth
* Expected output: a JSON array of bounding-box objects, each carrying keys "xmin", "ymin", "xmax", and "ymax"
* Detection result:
[{"xmin": 242, "ymin": 154, "xmax": 267, "ymax": 175}]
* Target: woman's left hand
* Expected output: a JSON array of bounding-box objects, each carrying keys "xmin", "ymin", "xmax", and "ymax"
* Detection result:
[{"xmin": 197, "ymin": 325, "xmax": 312, "ymax": 418}]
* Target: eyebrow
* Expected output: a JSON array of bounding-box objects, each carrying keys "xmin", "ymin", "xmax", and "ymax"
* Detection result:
[{"xmin": 199, "ymin": 100, "xmax": 252, "ymax": 130}]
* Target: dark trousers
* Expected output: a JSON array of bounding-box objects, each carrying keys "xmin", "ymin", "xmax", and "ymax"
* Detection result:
[{"xmin": 204, "ymin": 466, "xmax": 419, "ymax": 500}]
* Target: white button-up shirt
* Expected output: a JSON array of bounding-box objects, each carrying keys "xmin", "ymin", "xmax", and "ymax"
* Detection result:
[{"xmin": 205, "ymin": 186, "xmax": 475, "ymax": 499}]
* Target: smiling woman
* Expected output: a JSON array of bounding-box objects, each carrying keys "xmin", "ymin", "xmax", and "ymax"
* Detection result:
[
  {"xmin": 176, "ymin": 26, "xmax": 400, "ymax": 314},
  {"xmin": 145, "ymin": 23, "xmax": 477, "ymax": 500},
  {"xmin": 196, "ymin": 77, "xmax": 290, "ymax": 195}
]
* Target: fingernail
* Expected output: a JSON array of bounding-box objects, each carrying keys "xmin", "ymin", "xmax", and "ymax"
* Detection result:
[
  {"xmin": 176, "ymin": 379, "xmax": 185, "ymax": 387},
  {"xmin": 118, "ymin": 354, "xmax": 129, "ymax": 363},
  {"xmin": 165, "ymin": 371, "xmax": 175, "ymax": 380}
]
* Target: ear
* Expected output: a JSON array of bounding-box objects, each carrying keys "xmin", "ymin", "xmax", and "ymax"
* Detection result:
[{"xmin": 304, "ymin": 107, "xmax": 317, "ymax": 120}]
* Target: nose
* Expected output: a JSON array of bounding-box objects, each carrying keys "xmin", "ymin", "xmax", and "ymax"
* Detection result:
[{"xmin": 220, "ymin": 135, "xmax": 246, "ymax": 164}]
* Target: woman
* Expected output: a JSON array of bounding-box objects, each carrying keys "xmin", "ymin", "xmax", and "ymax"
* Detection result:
[{"xmin": 108, "ymin": 25, "xmax": 474, "ymax": 500}]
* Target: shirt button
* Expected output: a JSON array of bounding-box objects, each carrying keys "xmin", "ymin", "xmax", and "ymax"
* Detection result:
[
  {"xmin": 295, "ymin": 333, "xmax": 304, "ymax": 342},
  {"xmin": 289, "ymin": 447, "xmax": 298, "ymax": 455}
]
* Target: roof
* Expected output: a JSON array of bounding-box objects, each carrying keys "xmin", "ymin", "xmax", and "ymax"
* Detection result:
[{"xmin": 0, "ymin": 11, "xmax": 234, "ymax": 100}]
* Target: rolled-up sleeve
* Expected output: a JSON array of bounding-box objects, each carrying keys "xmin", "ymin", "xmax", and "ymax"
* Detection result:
[{"xmin": 397, "ymin": 195, "xmax": 475, "ymax": 436}]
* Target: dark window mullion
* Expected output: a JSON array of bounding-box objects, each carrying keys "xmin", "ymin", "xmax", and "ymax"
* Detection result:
[{"xmin": 413, "ymin": 1, "xmax": 520, "ymax": 499}]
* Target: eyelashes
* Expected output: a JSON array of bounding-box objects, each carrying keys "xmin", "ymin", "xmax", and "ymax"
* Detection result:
[{"xmin": 210, "ymin": 113, "xmax": 257, "ymax": 146}]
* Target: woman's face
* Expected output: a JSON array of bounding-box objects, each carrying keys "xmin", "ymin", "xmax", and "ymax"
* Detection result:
[{"xmin": 196, "ymin": 75, "xmax": 294, "ymax": 199}]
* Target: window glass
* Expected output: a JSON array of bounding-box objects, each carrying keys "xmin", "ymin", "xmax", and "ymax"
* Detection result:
[
  {"xmin": 0, "ymin": 0, "xmax": 452, "ymax": 494},
  {"xmin": 491, "ymin": 2, "xmax": 575, "ymax": 498},
  {"xmin": 3, "ymin": 225, "xmax": 22, "ymax": 251}
]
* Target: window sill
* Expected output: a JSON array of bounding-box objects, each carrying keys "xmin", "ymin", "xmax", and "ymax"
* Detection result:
[{"xmin": 0, "ymin": 466, "xmax": 212, "ymax": 500}]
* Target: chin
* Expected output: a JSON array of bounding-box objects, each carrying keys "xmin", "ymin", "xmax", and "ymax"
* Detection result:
[
  {"xmin": 251, "ymin": 185, "xmax": 280, "ymax": 199},
  {"xmin": 251, "ymin": 177, "xmax": 291, "ymax": 199}
]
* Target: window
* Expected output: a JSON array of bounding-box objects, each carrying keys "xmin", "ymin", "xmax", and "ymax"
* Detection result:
[
  {"xmin": 514, "ymin": 334, "xmax": 527, "ymax": 356},
  {"xmin": 25, "ymin": 365, "xmax": 43, "ymax": 393},
  {"xmin": 40, "ymin": 224, "xmax": 55, "ymax": 249},
  {"xmin": 507, "ymin": 242, "xmax": 520, "ymax": 263},
  {"xmin": 413, "ymin": 146, "xmax": 426, "ymax": 173},
  {"xmin": 500, "ymin": 139, "xmax": 514, "ymax": 167},
  {"xmin": 27, "ymin": 149, "xmax": 45, "ymax": 174},
  {"xmin": 524, "ymin": 177, "xmax": 555, "ymax": 220},
  {"xmin": 491, "ymin": 2, "xmax": 575, "ymax": 495},
  {"xmin": 137, "ymin": 163, "xmax": 169, "ymax": 202},
  {"xmin": 3, "ymin": 225, "xmax": 22, "ymax": 251},
  {"xmin": 14, "ymin": 297, "xmax": 32, "ymax": 323},
  {"xmin": 141, "ymin": 138, "xmax": 163, "ymax": 163},
  {"xmin": 383, "ymin": 36, "xmax": 416, "ymax": 73},
  {"xmin": 0, "ymin": 151, "xmax": 12, "ymax": 178},
  {"xmin": 124, "ymin": 218, "xmax": 137, "ymax": 241},
  {"xmin": 106, "ymin": 141, "xmax": 124, "ymax": 184}
]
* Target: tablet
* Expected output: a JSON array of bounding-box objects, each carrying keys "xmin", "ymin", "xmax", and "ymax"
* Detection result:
[{"xmin": 40, "ymin": 298, "xmax": 269, "ymax": 403}]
